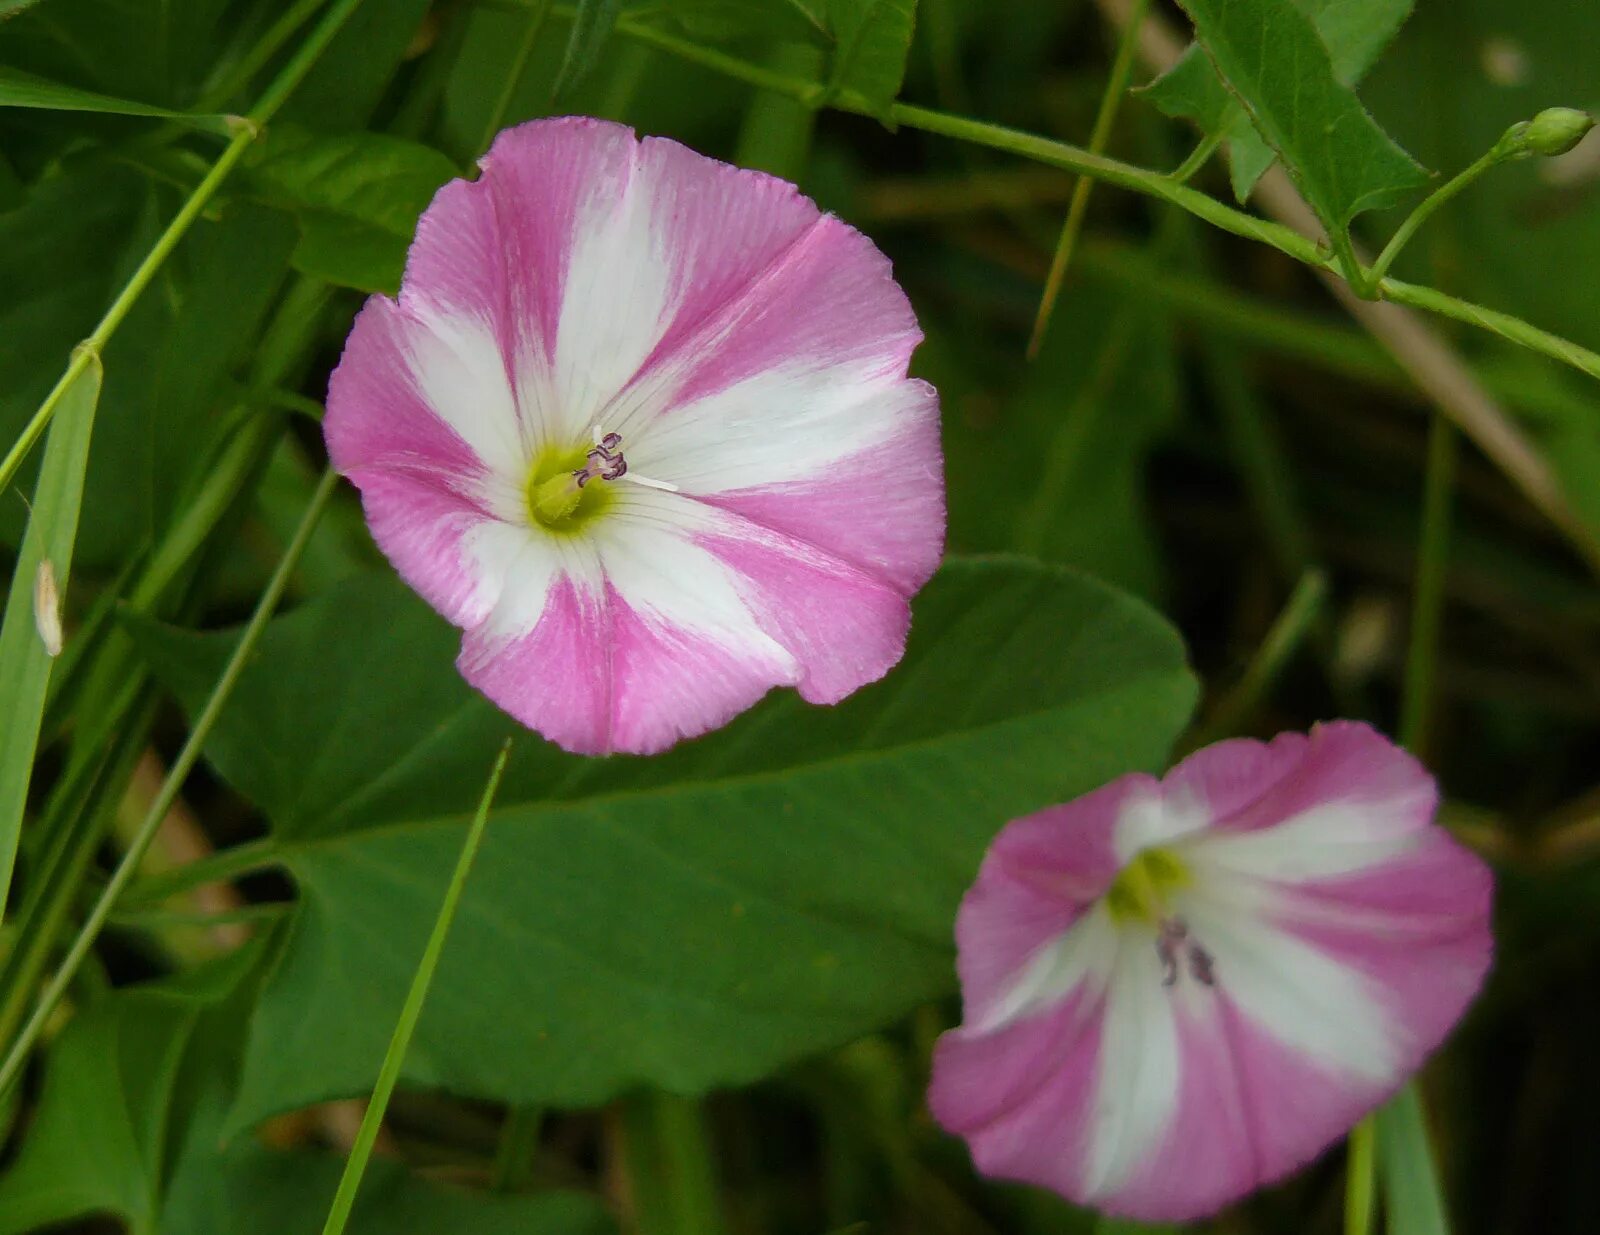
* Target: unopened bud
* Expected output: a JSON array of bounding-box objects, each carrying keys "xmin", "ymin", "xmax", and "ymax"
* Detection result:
[{"xmin": 1502, "ymin": 108, "xmax": 1595, "ymax": 159}]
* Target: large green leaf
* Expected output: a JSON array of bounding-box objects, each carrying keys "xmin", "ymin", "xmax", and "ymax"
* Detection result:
[
  {"xmin": 243, "ymin": 125, "xmax": 458, "ymax": 294},
  {"xmin": 131, "ymin": 558, "xmax": 1196, "ymax": 1123},
  {"xmin": 0, "ymin": 975, "xmax": 211, "ymax": 1234},
  {"xmin": 1160, "ymin": 0, "xmax": 1427, "ymax": 222},
  {"xmin": 0, "ymin": 949, "xmax": 612, "ymax": 1235}
]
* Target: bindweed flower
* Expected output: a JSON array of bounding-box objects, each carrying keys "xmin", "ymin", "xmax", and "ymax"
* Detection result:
[
  {"xmin": 324, "ymin": 118, "xmax": 943, "ymax": 755},
  {"xmin": 928, "ymin": 722, "xmax": 1492, "ymax": 1221}
]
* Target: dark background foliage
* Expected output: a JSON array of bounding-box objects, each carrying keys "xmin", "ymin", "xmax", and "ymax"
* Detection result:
[{"xmin": 0, "ymin": 0, "xmax": 1597, "ymax": 1232}]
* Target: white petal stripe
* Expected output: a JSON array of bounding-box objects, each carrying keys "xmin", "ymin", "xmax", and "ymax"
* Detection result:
[{"xmin": 1085, "ymin": 931, "xmax": 1182, "ymax": 1197}]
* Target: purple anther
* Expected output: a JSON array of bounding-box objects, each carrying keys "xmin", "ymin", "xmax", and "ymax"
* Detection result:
[
  {"xmin": 1189, "ymin": 943, "xmax": 1217, "ymax": 987},
  {"xmin": 573, "ymin": 432, "xmax": 629, "ymax": 487},
  {"xmin": 1156, "ymin": 918, "xmax": 1189, "ymax": 987}
]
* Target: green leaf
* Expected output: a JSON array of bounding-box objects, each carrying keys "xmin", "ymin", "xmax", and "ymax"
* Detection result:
[
  {"xmin": 131, "ymin": 558, "xmax": 1196, "ymax": 1125},
  {"xmin": 244, "ymin": 125, "xmax": 458, "ymax": 293},
  {"xmin": 1376, "ymin": 1083, "xmax": 1452, "ymax": 1235},
  {"xmin": 0, "ymin": 983, "xmax": 200, "ymax": 1235},
  {"xmin": 1149, "ymin": 0, "xmax": 1422, "ymax": 207},
  {"xmin": 0, "ymin": 356, "xmax": 101, "ymax": 905},
  {"xmin": 0, "ymin": 0, "xmax": 235, "ymax": 110},
  {"xmin": 0, "ymin": 950, "xmax": 613, "ymax": 1235},
  {"xmin": 0, "ymin": 66, "xmax": 232, "ymax": 132},
  {"xmin": 811, "ymin": 0, "xmax": 917, "ymax": 117},
  {"xmin": 554, "ymin": 0, "xmax": 625, "ymax": 99}
]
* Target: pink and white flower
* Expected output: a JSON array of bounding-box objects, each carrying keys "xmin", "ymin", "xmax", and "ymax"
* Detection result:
[
  {"xmin": 324, "ymin": 117, "xmax": 943, "ymax": 755},
  {"xmin": 928, "ymin": 722, "xmax": 1492, "ymax": 1221}
]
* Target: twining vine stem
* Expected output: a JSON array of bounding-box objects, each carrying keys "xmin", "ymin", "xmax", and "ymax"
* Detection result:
[{"xmin": 506, "ymin": 2, "xmax": 1600, "ymax": 386}]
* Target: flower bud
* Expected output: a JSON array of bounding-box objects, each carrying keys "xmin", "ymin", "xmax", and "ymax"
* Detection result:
[{"xmin": 1502, "ymin": 108, "xmax": 1595, "ymax": 159}]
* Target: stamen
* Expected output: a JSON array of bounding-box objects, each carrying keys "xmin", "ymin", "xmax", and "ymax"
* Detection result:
[
  {"xmin": 586, "ymin": 425, "xmax": 680, "ymax": 493},
  {"xmin": 1156, "ymin": 917, "xmax": 1188, "ymax": 987},
  {"xmin": 1153, "ymin": 915, "xmax": 1217, "ymax": 989}
]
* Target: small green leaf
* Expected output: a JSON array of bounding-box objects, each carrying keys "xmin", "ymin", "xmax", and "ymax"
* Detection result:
[
  {"xmin": 553, "ymin": 0, "xmax": 624, "ymax": 100},
  {"xmin": 815, "ymin": 0, "xmax": 917, "ymax": 117},
  {"xmin": 132, "ymin": 558, "xmax": 1197, "ymax": 1125},
  {"xmin": 0, "ymin": 66, "xmax": 233, "ymax": 132},
  {"xmin": 1148, "ymin": 0, "xmax": 1420, "ymax": 206},
  {"xmin": 243, "ymin": 125, "xmax": 458, "ymax": 293},
  {"xmin": 0, "ymin": 356, "xmax": 102, "ymax": 905}
]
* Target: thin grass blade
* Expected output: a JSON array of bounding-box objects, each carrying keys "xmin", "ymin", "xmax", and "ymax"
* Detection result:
[{"xmin": 0, "ymin": 356, "xmax": 103, "ymax": 910}]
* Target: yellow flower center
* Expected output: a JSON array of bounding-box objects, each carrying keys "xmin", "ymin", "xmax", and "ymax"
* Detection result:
[
  {"xmin": 525, "ymin": 441, "xmax": 619, "ymax": 533},
  {"xmin": 1105, "ymin": 847, "xmax": 1189, "ymax": 924}
]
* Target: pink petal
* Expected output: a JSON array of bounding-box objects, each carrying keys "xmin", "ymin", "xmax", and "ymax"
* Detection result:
[
  {"xmin": 325, "ymin": 299, "xmax": 505, "ymax": 627},
  {"xmin": 952, "ymin": 777, "xmax": 1146, "ymax": 1026},
  {"xmin": 928, "ymin": 985, "xmax": 1105, "ymax": 1197}
]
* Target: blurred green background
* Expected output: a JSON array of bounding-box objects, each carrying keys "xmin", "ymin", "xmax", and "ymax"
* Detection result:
[{"xmin": 1, "ymin": 0, "xmax": 1598, "ymax": 1232}]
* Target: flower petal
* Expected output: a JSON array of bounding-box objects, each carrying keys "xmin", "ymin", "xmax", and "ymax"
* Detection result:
[
  {"xmin": 325, "ymin": 299, "xmax": 523, "ymax": 626},
  {"xmin": 951, "ymin": 779, "xmax": 1147, "ymax": 1029}
]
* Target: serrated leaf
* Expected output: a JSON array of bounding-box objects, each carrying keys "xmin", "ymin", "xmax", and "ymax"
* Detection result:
[
  {"xmin": 131, "ymin": 559, "xmax": 1196, "ymax": 1123},
  {"xmin": 243, "ymin": 125, "xmax": 457, "ymax": 293},
  {"xmin": 1148, "ymin": 0, "xmax": 1419, "ymax": 205},
  {"xmin": 0, "ymin": 66, "xmax": 232, "ymax": 132}
]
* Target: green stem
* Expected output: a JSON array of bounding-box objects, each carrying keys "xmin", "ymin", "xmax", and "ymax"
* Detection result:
[
  {"xmin": 1369, "ymin": 144, "xmax": 1511, "ymax": 288},
  {"xmin": 1168, "ymin": 130, "xmax": 1223, "ymax": 183},
  {"xmin": 1400, "ymin": 413, "xmax": 1457, "ymax": 756},
  {"xmin": 1345, "ymin": 1116, "xmax": 1378, "ymax": 1235},
  {"xmin": 491, "ymin": 1105, "xmax": 545, "ymax": 1192},
  {"xmin": 107, "ymin": 902, "xmax": 290, "ymax": 932},
  {"xmin": 1187, "ymin": 569, "xmax": 1329, "ymax": 748},
  {"xmin": 319, "ymin": 741, "xmax": 513, "ymax": 1235},
  {"xmin": 0, "ymin": 0, "xmax": 365, "ymax": 497},
  {"xmin": 620, "ymin": 1091, "xmax": 729, "ymax": 1235},
  {"xmin": 0, "ymin": 469, "xmax": 340, "ymax": 1100},
  {"xmin": 121, "ymin": 837, "xmax": 282, "ymax": 907},
  {"xmin": 1379, "ymin": 275, "xmax": 1600, "ymax": 382},
  {"xmin": 1027, "ymin": 0, "xmax": 1151, "ymax": 357}
]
